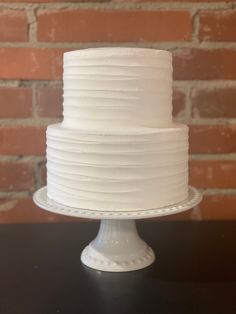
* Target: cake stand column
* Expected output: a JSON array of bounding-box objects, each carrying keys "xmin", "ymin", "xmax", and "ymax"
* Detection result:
[{"xmin": 81, "ymin": 219, "xmax": 155, "ymax": 272}]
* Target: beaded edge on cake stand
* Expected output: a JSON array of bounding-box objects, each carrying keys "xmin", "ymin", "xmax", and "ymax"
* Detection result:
[{"xmin": 33, "ymin": 186, "xmax": 202, "ymax": 220}]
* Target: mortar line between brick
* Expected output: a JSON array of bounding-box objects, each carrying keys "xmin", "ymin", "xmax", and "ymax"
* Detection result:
[
  {"xmin": 0, "ymin": 156, "xmax": 45, "ymax": 162},
  {"xmin": 26, "ymin": 8, "xmax": 37, "ymax": 43},
  {"xmin": 0, "ymin": 80, "xmax": 20, "ymax": 87},
  {"xmin": 0, "ymin": 80, "xmax": 235, "ymax": 87},
  {"xmin": 1, "ymin": 118, "xmax": 236, "ymax": 126},
  {"xmin": 190, "ymin": 153, "xmax": 236, "ymax": 160},
  {"xmin": 184, "ymin": 84, "xmax": 192, "ymax": 124},
  {"xmin": 2, "ymin": 42, "xmax": 236, "ymax": 49},
  {"xmin": 34, "ymin": 161, "xmax": 41, "ymax": 190},
  {"xmin": 31, "ymin": 82, "xmax": 37, "ymax": 118},
  {"xmin": 0, "ymin": 191, "xmax": 31, "ymax": 198},
  {"xmin": 0, "ymin": 118, "xmax": 60, "ymax": 126},
  {"xmin": 189, "ymin": 118, "xmax": 236, "ymax": 125},
  {"xmin": 173, "ymin": 80, "xmax": 236, "ymax": 88},
  {"xmin": 0, "ymin": 2, "xmax": 232, "ymax": 10},
  {"xmin": 202, "ymin": 189, "xmax": 236, "ymax": 195},
  {"xmin": 191, "ymin": 8, "xmax": 200, "ymax": 44},
  {"xmin": 1, "ymin": 80, "xmax": 236, "ymax": 88},
  {"xmin": 15, "ymin": 80, "xmax": 62, "ymax": 87}
]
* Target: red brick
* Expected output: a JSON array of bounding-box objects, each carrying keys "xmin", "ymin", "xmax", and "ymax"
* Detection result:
[
  {"xmin": 0, "ymin": 9, "xmax": 27, "ymax": 41},
  {"xmin": 38, "ymin": 160, "xmax": 46, "ymax": 186},
  {"xmin": 0, "ymin": 126, "xmax": 46, "ymax": 155},
  {"xmin": 0, "ymin": 162, "xmax": 34, "ymax": 191},
  {"xmin": 199, "ymin": 10, "xmax": 236, "ymax": 42},
  {"xmin": 37, "ymin": 9, "xmax": 192, "ymax": 42},
  {"xmin": 174, "ymin": 49, "xmax": 236, "ymax": 80},
  {"xmin": 189, "ymin": 160, "xmax": 236, "ymax": 189},
  {"xmin": 0, "ymin": 198, "xmax": 82, "ymax": 224},
  {"xmin": 189, "ymin": 125, "xmax": 236, "ymax": 154},
  {"xmin": 0, "ymin": 87, "xmax": 32, "ymax": 118},
  {"xmin": 36, "ymin": 86, "xmax": 63, "ymax": 118},
  {"xmin": 191, "ymin": 87, "xmax": 236, "ymax": 118},
  {"xmin": 172, "ymin": 89, "xmax": 185, "ymax": 118},
  {"xmin": 195, "ymin": 195, "xmax": 236, "ymax": 220},
  {"xmin": 0, "ymin": 48, "xmax": 65, "ymax": 80}
]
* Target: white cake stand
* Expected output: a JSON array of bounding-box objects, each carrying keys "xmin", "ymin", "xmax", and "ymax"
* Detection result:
[{"xmin": 33, "ymin": 186, "xmax": 202, "ymax": 272}]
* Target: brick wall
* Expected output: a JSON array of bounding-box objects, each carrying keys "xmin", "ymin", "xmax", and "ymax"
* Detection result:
[{"xmin": 0, "ymin": 0, "xmax": 236, "ymax": 223}]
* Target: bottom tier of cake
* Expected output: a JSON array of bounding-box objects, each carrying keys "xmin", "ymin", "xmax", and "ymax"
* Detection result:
[{"xmin": 46, "ymin": 123, "xmax": 189, "ymax": 211}]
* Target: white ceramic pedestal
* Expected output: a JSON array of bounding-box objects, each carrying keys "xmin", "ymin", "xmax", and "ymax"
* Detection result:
[
  {"xmin": 81, "ymin": 219, "xmax": 155, "ymax": 272},
  {"xmin": 33, "ymin": 186, "xmax": 202, "ymax": 272}
]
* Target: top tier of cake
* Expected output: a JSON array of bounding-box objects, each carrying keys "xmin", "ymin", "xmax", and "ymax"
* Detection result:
[{"xmin": 62, "ymin": 47, "xmax": 173, "ymax": 130}]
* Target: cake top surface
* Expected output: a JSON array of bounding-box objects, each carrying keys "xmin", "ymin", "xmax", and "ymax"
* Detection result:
[{"xmin": 64, "ymin": 47, "xmax": 171, "ymax": 59}]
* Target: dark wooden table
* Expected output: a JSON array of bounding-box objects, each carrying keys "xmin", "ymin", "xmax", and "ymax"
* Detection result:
[{"xmin": 0, "ymin": 221, "xmax": 236, "ymax": 314}]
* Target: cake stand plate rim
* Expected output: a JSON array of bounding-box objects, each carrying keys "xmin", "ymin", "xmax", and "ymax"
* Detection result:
[{"xmin": 33, "ymin": 186, "xmax": 202, "ymax": 220}]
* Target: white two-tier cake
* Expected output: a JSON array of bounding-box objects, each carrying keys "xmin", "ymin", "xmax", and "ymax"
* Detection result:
[{"xmin": 46, "ymin": 47, "xmax": 188, "ymax": 211}]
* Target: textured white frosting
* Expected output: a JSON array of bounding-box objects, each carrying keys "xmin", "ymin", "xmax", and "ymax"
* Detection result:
[
  {"xmin": 47, "ymin": 123, "xmax": 189, "ymax": 210},
  {"xmin": 46, "ymin": 47, "xmax": 189, "ymax": 211},
  {"xmin": 62, "ymin": 47, "xmax": 173, "ymax": 130}
]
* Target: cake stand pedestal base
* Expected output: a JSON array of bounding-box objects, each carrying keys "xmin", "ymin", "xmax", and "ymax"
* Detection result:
[
  {"xmin": 81, "ymin": 219, "xmax": 155, "ymax": 272},
  {"xmin": 33, "ymin": 186, "xmax": 202, "ymax": 272}
]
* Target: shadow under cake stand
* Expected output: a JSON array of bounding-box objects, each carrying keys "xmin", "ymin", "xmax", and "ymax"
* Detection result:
[{"xmin": 33, "ymin": 186, "xmax": 202, "ymax": 272}]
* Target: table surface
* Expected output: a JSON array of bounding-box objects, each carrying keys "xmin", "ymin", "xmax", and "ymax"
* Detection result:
[{"xmin": 1, "ymin": 221, "xmax": 236, "ymax": 314}]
